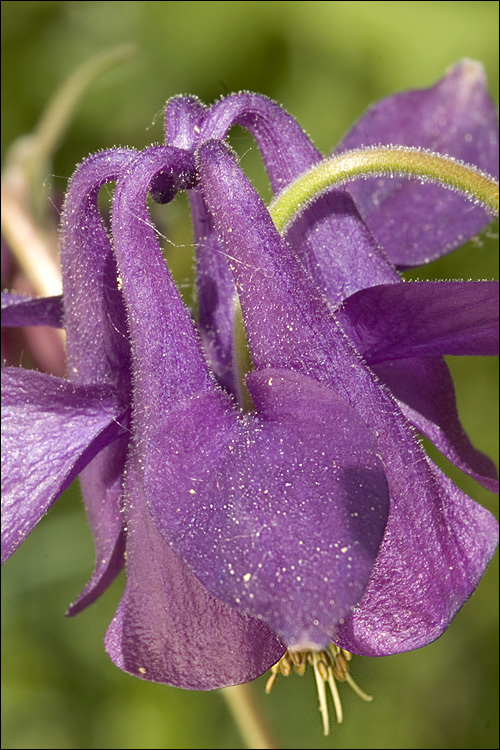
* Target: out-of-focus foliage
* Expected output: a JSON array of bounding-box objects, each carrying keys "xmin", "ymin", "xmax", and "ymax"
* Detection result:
[{"xmin": 1, "ymin": 2, "xmax": 498, "ymax": 748}]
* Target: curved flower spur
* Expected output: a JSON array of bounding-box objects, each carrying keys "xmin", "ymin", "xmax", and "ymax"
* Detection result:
[{"xmin": 1, "ymin": 60, "xmax": 498, "ymax": 735}]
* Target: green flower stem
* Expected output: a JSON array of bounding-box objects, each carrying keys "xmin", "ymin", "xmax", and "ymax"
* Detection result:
[
  {"xmin": 269, "ymin": 146, "xmax": 499, "ymax": 233},
  {"xmin": 221, "ymin": 683, "xmax": 279, "ymax": 749},
  {"xmin": 234, "ymin": 302, "xmax": 256, "ymax": 411}
]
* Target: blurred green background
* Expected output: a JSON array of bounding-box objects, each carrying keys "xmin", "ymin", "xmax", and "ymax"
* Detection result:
[{"xmin": 1, "ymin": 2, "xmax": 498, "ymax": 748}]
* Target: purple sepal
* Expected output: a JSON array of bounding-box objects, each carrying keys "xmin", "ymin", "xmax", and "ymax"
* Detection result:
[
  {"xmin": 336, "ymin": 281, "xmax": 499, "ymax": 490},
  {"xmin": 1, "ymin": 367, "xmax": 126, "ymax": 564},
  {"xmin": 65, "ymin": 434, "xmax": 129, "ymax": 616},
  {"xmin": 335, "ymin": 467, "xmax": 498, "ymax": 655},
  {"xmin": 337, "ymin": 60, "xmax": 499, "ymax": 267},
  {"xmin": 372, "ymin": 357, "xmax": 498, "ymax": 493},
  {"xmin": 337, "ymin": 281, "xmax": 499, "ymax": 362}
]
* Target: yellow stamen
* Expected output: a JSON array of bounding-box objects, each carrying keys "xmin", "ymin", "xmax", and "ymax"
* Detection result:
[
  {"xmin": 344, "ymin": 671, "xmax": 374, "ymax": 703},
  {"xmin": 311, "ymin": 652, "xmax": 330, "ymax": 735},
  {"xmin": 266, "ymin": 644, "xmax": 372, "ymax": 735}
]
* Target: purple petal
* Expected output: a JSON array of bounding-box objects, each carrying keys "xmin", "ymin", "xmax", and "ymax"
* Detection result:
[
  {"xmin": 111, "ymin": 146, "xmax": 212, "ymax": 416},
  {"xmin": 195, "ymin": 140, "xmax": 346, "ymax": 378},
  {"xmin": 200, "ymin": 92, "xmax": 320, "ymax": 191},
  {"xmin": 106, "ymin": 140, "xmax": 287, "ymax": 680},
  {"xmin": 110, "ymin": 142, "xmax": 389, "ymax": 650},
  {"xmin": 108, "ymin": 145, "xmax": 295, "ymax": 676},
  {"xmin": 197, "ymin": 140, "xmax": 499, "ymax": 652},
  {"xmin": 337, "ymin": 281, "xmax": 499, "ymax": 362},
  {"xmin": 372, "ymin": 357, "xmax": 498, "ymax": 493},
  {"xmin": 1, "ymin": 292, "xmax": 64, "ymax": 327},
  {"xmin": 335, "ymin": 468, "xmax": 498, "ymax": 655},
  {"xmin": 145, "ymin": 370, "xmax": 390, "ymax": 649},
  {"xmin": 105, "ymin": 449, "xmax": 285, "ymax": 689},
  {"xmin": 337, "ymin": 60, "xmax": 499, "ymax": 267},
  {"xmin": 282, "ymin": 192, "xmax": 398, "ymax": 306},
  {"xmin": 1, "ymin": 368, "xmax": 126, "ymax": 564}
]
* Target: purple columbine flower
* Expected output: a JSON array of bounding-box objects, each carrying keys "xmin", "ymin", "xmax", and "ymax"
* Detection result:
[{"xmin": 2, "ymin": 61, "xmax": 498, "ymax": 711}]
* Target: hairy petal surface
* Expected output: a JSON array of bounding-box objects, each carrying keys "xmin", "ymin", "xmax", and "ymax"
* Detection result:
[
  {"xmin": 337, "ymin": 60, "xmax": 499, "ymax": 266},
  {"xmin": 164, "ymin": 94, "xmax": 206, "ymax": 150},
  {"xmin": 196, "ymin": 140, "xmax": 499, "ymax": 653},
  {"xmin": 282, "ymin": 192, "xmax": 398, "ymax": 306},
  {"xmin": 61, "ymin": 149, "xmax": 135, "ymax": 387},
  {"xmin": 190, "ymin": 188, "xmax": 242, "ymax": 397},
  {"xmin": 1, "ymin": 368, "xmax": 125, "ymax": 564},
  {"xmin": 335, "ymin": 469, "xmax": 498, "ymax": 655},
  {"xmin": 111, "ymin": 146, "xmax": 211, "ymax": 413}
]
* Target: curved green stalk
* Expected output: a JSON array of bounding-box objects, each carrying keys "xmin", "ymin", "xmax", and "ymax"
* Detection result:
[{"xmin": 269, "ymin": 146, "xmax": 499, "ymax": 233}]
